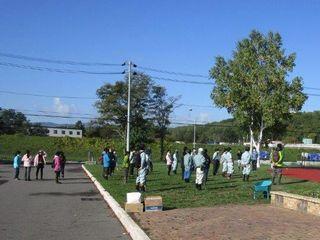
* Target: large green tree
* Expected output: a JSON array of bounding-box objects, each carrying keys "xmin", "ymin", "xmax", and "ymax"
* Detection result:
[
  {"xmin": 210, "ymin": 30, "xmax": 307, "ymax": 162},
  {"xmin": 95, "ymin": 72, "xmax": 153, "ymax": 147}
]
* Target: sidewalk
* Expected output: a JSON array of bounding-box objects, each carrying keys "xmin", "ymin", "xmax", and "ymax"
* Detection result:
[{"xmin": 0, "ymin": 164, "xmax": 130, "ymax": 240}]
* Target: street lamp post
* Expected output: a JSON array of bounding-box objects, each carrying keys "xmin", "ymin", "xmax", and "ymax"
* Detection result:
[{"xmin": 189, "ymin": 108, "xmax": 196, "ymax": 149}]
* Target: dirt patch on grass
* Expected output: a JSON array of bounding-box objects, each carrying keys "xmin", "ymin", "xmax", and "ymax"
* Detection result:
[{"xmin": 134, "ymin": 205, "xmax": 319, "ymax": 240}]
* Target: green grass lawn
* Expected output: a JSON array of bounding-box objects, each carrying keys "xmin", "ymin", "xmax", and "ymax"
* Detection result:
[{"xmin": 85, "ymin": 162, "xmax": 320, "ymax": 209}]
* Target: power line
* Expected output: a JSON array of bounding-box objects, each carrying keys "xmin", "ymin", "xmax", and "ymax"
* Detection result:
[
  {"xmin": 304, "ymin": 87, "xmax": 320, "ymax": 91},
  {"xmin": 0, "ymin": 90, "xmax": 98, "ymax": 100},
  {"xmin": 0, "ymin": 61, "xmax": 125, "ymax": 75},
  {"xmin": 0, "ymin": 52, "xmax": 122, "ymax": 66},
  {"xmin": 24, "ymin": 113, "xmax": 97, "ymax": 120},
  {"xmin": 6, "ymin": 108, "xmax": 98, "ymax": 117},
  {"xmin": 137, "ymin": 66, "xmax": 209, "ymax": 79},
  {"xmin": 150, "ymin": 75, "xmax": 213, "ymax": 85}
]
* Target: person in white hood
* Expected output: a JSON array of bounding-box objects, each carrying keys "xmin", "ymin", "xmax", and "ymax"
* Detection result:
[{"xmin": 193, "ymin": 148, "xmax": 205, "ymax": 190}]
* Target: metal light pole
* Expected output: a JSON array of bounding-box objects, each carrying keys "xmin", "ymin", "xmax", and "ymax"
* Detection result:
[
  {"xmin": 126, "ymin": 61, "xmax": 131, "ymax": 152},
  {"xmin": 189, "ymin": 108, "xmax": 196, "ymax": 149},
  {"xmin": 193, "ymin": 119, "xmax": 196, "ymax": 149}
]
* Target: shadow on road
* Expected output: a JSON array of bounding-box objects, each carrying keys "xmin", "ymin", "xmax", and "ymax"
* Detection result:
[
  {"xmin": 0, "ymin": 180, "xmax": 9, "ymax": 185},
  {"xmin": 29, "ymin": 190, "xmax": 98, "ymax": 197}
]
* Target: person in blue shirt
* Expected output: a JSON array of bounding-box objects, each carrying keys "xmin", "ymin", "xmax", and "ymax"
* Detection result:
[
  {"xmin": 102, "ymin": 148, "xmax": 111, "ymax": 180},
  {"xmin": 13, "ymin": 151, "xmax": 22, "ymax": 180}
]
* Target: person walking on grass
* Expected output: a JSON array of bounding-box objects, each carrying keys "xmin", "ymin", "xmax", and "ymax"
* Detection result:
[
  {"xmin": 271, "ymin": 144, "xmax": 284, "ymax": 185},
  {"xmin": 183, "ymin": 149, "xmax": 192, "ymax": 182},
  {"xmin": 52, "ymin": 152, "xmax": 62, "ymax": 184},
  {"xmin": 122, "ymin": 151, "xmax": 130, "ymax": 183},
  {"xmin": 203, "ymin": 149, "xmax": 211, "ymax": 185},
  {"xmin": 181, "ymin": 146, "xmax": 187, "ymax": 180},
  {"xmin": 172, "ymin": 150, "xmax": 179, "ymax": 174},
  {"xmin": 212, "ymin": 148, "xmax": 221, "ymax": 176},
  {"xmin": 102, "ymin": 148, "xmax": 110, "ymax": 180},
  {"xmin": 237, "ymin": 150, "xmax": 242, "ymax": 171},
  {"xmin": 194, "ymin": 148, "xmax": 205, "ymax": 190},
  {"xmin": 145, "ymin": 149, "xmax": 152, "ymax": 174},
  {"xmin": 221, "ymin": 148, "xmax": 228, "ymax": 177},
  {"xmin": 22, "ymin": 150, "xmax": 33, "ymax": 181},
  {"xmin": 221, "ymin": 147, "xmax": 233, "ymax": 179},
  {"xmin": 136, "ymin": 146, "xmax": 148, "ymax": 192},
  {"xmin": 129, "ymin": 149, "xmax": 136, "ymax": 176},
  {"xmin": 13, "ymin": 151, "xmax": 22, "ymax": 180},
  {"xmin": 109, "ymin": 148, "xmax": 116, "ymax": 176},
  {"xmin": 166, "ymin": 150, "xmax": 173, "ymax": 175},
  {"xmin": 34, "ymin": 150, "xmax": 47, "ymax": 180},
  {"xmin": 251, "ymin": 147, "xmax": 258, "ymax": 171},
  {"xmin": 241, "ymin": 147, "xmax": 251, "ymax": 181}
]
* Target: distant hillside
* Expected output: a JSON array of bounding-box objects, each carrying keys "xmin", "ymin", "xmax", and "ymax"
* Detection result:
[{"xmin": 169, "ymin": 111, "xmax": 320, "ymax": 144}]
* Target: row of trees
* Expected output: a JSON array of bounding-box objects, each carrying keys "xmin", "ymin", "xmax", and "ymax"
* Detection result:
[{"xmin": 0, "ymin": 108, "xmax": 48, "ymax": 136}]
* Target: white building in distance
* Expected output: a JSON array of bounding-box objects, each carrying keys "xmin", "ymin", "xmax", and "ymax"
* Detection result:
[{"xmin": 47, "ymin": 127, "xmax": 83, "ymax": 138}]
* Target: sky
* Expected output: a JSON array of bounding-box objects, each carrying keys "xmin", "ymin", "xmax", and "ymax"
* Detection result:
[{"xmin": 0, "ymin": 0, "xmax": 319, "ymax": 125}]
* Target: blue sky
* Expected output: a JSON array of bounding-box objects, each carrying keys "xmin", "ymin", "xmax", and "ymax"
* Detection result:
[{"xmin": 0, "ymin": 0, "xmax": 319, "ymax": 124}]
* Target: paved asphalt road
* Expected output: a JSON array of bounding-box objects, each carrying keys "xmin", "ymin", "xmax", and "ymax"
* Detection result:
[{"xmin": 0, "ymin": 164, "xmax": 130, "ymax": 240}]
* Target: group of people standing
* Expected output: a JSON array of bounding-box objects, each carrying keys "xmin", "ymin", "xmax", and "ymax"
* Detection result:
[
  {"xmin": 99, "ymin": 143, "xmax": 284, "ymax": 193},
  {"xmin": 101, "ymin": 148, "xmax": 118, "ymax": 180},
  {"xmin": 13, "ymin": 150, "xmax": 66, "ymax": 183},
  {"xmin": 101, "ymin": 146, "xmax": 152, "ymax": 192},
  {"xmin": 165, "ymin": 145, "xmax": 274, "ymax": 190}
]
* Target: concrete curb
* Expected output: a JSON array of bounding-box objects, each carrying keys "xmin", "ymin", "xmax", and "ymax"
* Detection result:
[{"xmin": 82, "ymin": 165, "xmax": 151, "ymax": 240}]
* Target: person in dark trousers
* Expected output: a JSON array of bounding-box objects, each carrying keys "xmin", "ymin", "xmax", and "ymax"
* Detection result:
[
  {"xmin": 181, "ymin": 146, "xmax": 187, "ymax": 180},
  {"xmin": 102, "ymin": 148, "xmax": 110, "ymax": 179},
  {"xmin": 203, "ymin": 149, "xmax": 211, "ymax": 185},
  {"xmin": 109, "ymin": 148, "xmax": 116, "ymax": 176},
  {"xmin": 129, "ymin": 149, "xmax": 136, "ymax": 176},
  {"xmin": 52, "ymin": 152, "xmax": 62, "ymax": 184},
  {"xmin": 22, "ymin": 150, "xmax": 33, "ymax": 181},
  {"xmin": 271, "ymin": 144, "xmax": 284, "ymax": 185},
  {"xmin": 236, "ymin": 150, "xmax": 242, "ymax": 171},
  {"xmin": 134, "ymin": 150, "xmax": 141, "ymax": 177},
  {"xmin": 122, "ymin": 151, "xmax": 130, "ymax": 183},
  {"xmin": 251, "ymin": 147, "xmax": 258, "ymax": 171},
  {"xmin": 212, "ymin": 149, "xmax": 221, "ymax": 176},
  {"xmin": 60, "ymin": 152, "xmax": 66, "ymax": 179},
  {"xmin": 166, "ymin": 150, "xmax": 173, "ymax": 175},
  {"xmin": 13, "ymin": 151, "xmax": 22, "ymax": 180},
  {"xmin": 34, "ymin": 150, "xmax": 47, "ymax": 180}
]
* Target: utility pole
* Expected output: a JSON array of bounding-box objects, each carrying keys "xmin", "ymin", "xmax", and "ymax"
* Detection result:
[{"xmin": 126, "ymin": 61, "xmax": 132, "ymax": 152}]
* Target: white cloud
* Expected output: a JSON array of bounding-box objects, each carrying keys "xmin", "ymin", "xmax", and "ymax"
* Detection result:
[
  {"xmin": 198, "ymin": 112, "xmax": 210, "ymax": 123},
  {"xmin": 53, "ymin": 98, "xmax": 76, "ymax": 115}
]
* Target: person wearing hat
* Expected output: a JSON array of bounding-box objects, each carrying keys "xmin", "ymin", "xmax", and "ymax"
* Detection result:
[
  {"xmin": 136, "ymin": 145, "xmax": 148, "ymax": 192},
  {"xmin": 172, "ymin": 150, "xmax": 179, "ymax": 174},
  {"xmin": 183, "ymin": 149, "xmax": 192, "ymax": 182},
  {"xmin": 221, "ymin": 147, "xmax": 233, "ymax": 179},
  {"xmin": 193, "ymin": 148, "xmax": 205, "ymax": 190},
  {"xmin": 241, "ymin": 146, "xmax": 251, "ymax": 181},
  {"xmin": 34, "ymin": 150, "xmax": 47, "ymax": 180}
]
